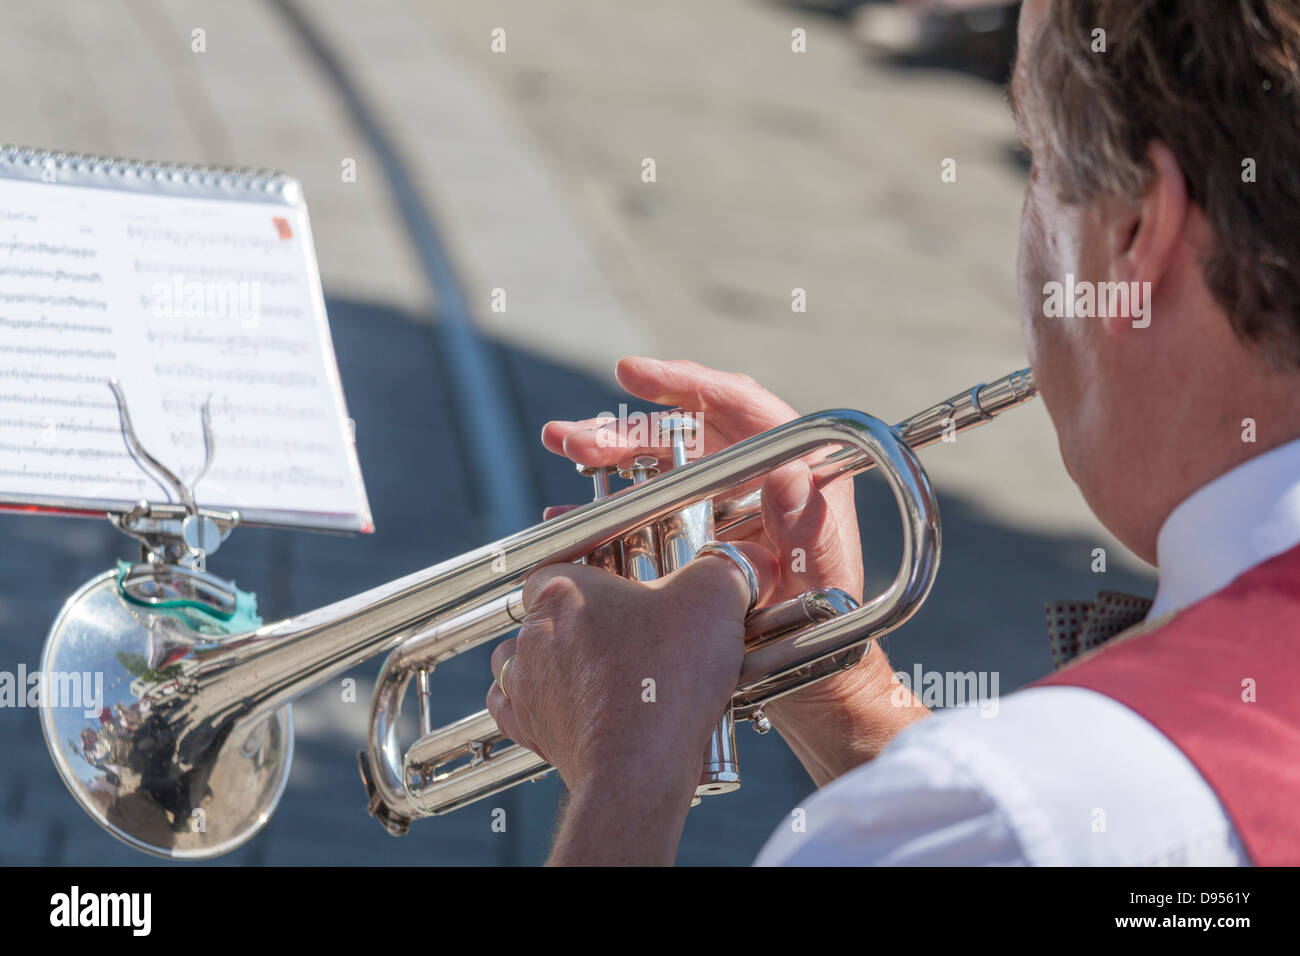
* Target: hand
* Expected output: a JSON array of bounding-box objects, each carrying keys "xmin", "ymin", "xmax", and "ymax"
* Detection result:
[
  {"xmin": 541, "ymin": 358, "xmax": 929, "ymax": 786},
  {"xmin": 486, "ymin": 543, "xmax": 778, "ymax": 790},
  {"xmin": 485, "ymin": 542, "xmax": 778, "ymax": 865},
  {"xmin": 541, "ymin": 358, "xmax": 866, "ymax": 702}
]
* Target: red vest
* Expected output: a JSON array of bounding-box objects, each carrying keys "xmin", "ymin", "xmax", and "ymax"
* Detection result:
[{"xmin": 1034, "ymin": 542, "xmax": 1300, "ymax": 866}]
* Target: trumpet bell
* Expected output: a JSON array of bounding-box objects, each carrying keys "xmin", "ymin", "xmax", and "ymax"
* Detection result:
[{"xmin": 39, "ymin": 571, "xmax": 293, "ymax": 859}]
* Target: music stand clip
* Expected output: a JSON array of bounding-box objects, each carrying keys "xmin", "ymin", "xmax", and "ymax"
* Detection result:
[{"xmin": 106, "ymin": 379, "xmax": 243, "ymax": 616}]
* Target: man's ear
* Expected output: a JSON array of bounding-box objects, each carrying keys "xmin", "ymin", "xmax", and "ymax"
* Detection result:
[{"xmin": 1106, "ymin": 140, "xmax": 1189, "ymax": 332}]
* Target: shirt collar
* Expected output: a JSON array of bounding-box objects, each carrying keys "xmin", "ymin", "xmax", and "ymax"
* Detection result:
[{"xmin": 1149, "ymin": 436, "xmax": 1300, "ymax": 619}]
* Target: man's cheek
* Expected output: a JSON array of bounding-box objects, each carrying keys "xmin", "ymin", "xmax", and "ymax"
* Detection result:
[
  {"xmin": 1017, "ymin": 193, "xmax": 1048, "ymax": 307},
  {"xmin": 1019, "ymin": 196, "xmax": 1067, "ymax": 343},
  {"xmin": 1017, "ymin": 253, "xmax": 1050, "ymax": 366}
]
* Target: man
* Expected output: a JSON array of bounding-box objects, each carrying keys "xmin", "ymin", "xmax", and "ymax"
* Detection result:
[{"xmin": 485, "ymin": 0, "xmax": 1300, "ymax": 865}]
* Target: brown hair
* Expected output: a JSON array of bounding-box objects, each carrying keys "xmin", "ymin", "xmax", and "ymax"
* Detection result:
[{"xmin": 1026, "ymin": 0, "xmax": 1300, "ymax": 366}]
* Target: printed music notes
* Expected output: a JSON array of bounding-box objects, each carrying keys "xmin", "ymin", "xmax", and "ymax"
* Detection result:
[{"xmin": 0, "ymin": 149, "xmax": 371, "ymax": 531}]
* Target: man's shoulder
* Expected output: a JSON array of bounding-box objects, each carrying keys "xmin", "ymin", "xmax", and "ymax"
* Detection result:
[
  {"xmin": 1031, "ymin": 544, "xmax": 1300, "ymax": 865},
  {"xmin": 1043, "ymin": 539, "xmax": 1300, "ymax": 684},
  {"xmin": 756, "ymin": 686, "xmax": 1246, "ymax": 866},
  {"xmin": 898, "ymin": 686, "xmax": 1246, "ymax": 864}
]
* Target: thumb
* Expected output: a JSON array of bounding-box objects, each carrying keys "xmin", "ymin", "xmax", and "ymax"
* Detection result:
[
  {"xmin": 760, "ymin": 461, "xmax": 863, "ymax": 600},
  {"xmin": 659, "ymin": 540, "xmax": 780, "ymax": 620}
]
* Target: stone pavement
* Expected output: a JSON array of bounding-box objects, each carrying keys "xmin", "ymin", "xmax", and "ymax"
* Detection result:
[{"xmin": 0, "ymin": 0, "xmax": 1154, "ymax": 866}]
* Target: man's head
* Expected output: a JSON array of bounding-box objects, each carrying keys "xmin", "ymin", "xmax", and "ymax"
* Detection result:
[{"xmin": 1011, "ymin": 0, "xmax": 1300, "ymax": 562}]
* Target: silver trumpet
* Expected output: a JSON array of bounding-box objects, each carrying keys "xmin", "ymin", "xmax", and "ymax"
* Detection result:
[{"xmin": 39, "ymin": 369, "xmax": 1036, "ymax": 858}]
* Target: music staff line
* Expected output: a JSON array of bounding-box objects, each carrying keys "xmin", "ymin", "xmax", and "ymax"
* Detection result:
[
  {"xmin": 0, "ymin": 444, "xmax": 347, "ymax": 489},
  {"xmin": 0, "ymin": 343, "xmax": 116, "ymax": 361},
  {"xmin": 153, "ymin": 363, "xmax": 318, "ymax": 387},
  {"xmin": 0, "ymin": 238, "xmax": 96, "ymax": 259},
  {"xmin": 0, "ymin": 291, "xmax": 107, "ymax": 310},
  {"xmin": 0, "ymin": 264, "xmax": 103, "ymax": 284},
  {"xmin": 133, "ymin": 258, "xmax": 298, "ymax": 287},
  {"xmin": 0, "ymin": 316, "xmax": 113, "ymax": 335},
  {"xmin": 144, "ymin": 328, "xmax": 310, "ymax": 357},
  {"xmin": 124, "ymin": 223, "xmax": 286, "ymax": 256}
]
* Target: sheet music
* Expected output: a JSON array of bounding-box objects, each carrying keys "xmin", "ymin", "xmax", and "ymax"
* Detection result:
[{"xmin": 0, "ymin": 166, "xmax": 372, "ymax": 531}]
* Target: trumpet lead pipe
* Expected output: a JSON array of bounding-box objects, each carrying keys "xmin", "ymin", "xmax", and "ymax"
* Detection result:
[
  {"xmin": 390, "ymin": 589, "xmax": 525, "ymax": 672},
  {"xmin": 712, "ymin": 368, "xmax": 1036, "ymax": 534}
]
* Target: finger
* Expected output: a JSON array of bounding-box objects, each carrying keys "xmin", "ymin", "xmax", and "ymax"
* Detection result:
[
  {"xmin": 726, "ymin": 540, "xmax": 781, "ymax": 607},
  {"xmin": 761, "ymin": 461, "xmax": 863, "ymax": 598},
  {"xmin": 663, "ymin": 540, "xmax": 781, "ymax": 616},
  {"xmin": 559, "ymin": 420, "xmax": 675, "ymax": 470},
  {"xmin": 615, "ymin": 356, "xmax": 796, "ymax": 431},
  {"xmin": 540, "ymin": 417, "xmax": 616, "ymax": 457},
  {"xmin": 520, "ymin": 561, "xmax": 609, "ymax": 614},
  {"xmin": 485, "ymin": 680, "xmax": 520, "ymax": 743},
  {"xmin": 489, "ymin": 637, "xmax": 518, "ymax": 683},
  {"xmin": 545, "ymin": 413, "xmax": 679, "ymax": 470},
  {"xmin": 546, "ymin": 358, "xmax": 800, "ymax": 469},
  {"xmin": 486, "ymin": 672, "xmax": 550, "ymax": 764}
]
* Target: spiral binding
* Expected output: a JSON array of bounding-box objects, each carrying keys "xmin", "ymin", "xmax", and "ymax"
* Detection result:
[{"xmin": 0, "ymin": 144, "xmax": 290, "ymax": 194}]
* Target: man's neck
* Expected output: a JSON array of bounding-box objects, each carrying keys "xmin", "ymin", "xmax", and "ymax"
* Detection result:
[
  {"xmin": 1149, "ymin": 432, "xmax": 1300, "ymax": 618},
  {"xmin": 1122, "ymin": 347, "xmax": 1300, "ymax": 563}
]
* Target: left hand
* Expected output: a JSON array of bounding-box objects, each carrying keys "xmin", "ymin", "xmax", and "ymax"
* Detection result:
[{"xmin": 485, "ymin": 543, "xmax": 778, "ymax": 802}]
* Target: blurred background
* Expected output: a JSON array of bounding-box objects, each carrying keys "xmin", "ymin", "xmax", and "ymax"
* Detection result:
[{"xmin": 0, "ymin": 0, "xmax": 1154, "ymax": 866}]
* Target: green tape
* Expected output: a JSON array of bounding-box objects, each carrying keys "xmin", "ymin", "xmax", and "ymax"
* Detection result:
[{"xmin": 115, "ymin": 560, "xmax": 262, "ymax": 635}]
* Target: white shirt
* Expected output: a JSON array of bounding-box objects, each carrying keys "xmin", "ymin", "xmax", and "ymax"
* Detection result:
[{"xmin": 756, "ymin": 437, "xmax": 1300, "ymax": 866}]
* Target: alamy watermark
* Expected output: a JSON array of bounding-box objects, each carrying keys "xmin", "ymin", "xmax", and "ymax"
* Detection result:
[
  {"xmin": 592, "ymin": 406, "xmax": 706, "ymax": 457},
  {"xmin": 151, "ymin": 272, "xmax": 261, "ymax": 328},
  {"xmin": 50, "ymin": 886, "xmax": 151, "ymax": 936},
  {"xmin": 893, "ymin": 664, "xmax": 1000, "ymax": 717},
  {"xmin": 0, "ymin": 663, "xmax": 103, "ymax": 717},
  {"xmin": 1043, "ymin": 273, "xmax": 1151, "ymax": 328}
]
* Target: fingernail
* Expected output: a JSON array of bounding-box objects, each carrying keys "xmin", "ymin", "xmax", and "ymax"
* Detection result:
[{"xmin": 769, "ymin": 466, "xmax": 813, "ymax": 515}]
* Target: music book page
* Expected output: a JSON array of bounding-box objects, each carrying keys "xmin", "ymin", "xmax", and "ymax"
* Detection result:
[{"xmin": 0, "ymin": 158, "xmax": 371, "ymax": 532}]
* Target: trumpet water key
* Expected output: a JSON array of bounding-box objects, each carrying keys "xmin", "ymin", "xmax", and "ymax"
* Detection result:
[{"xmin": 39, "ymin": 369, "xmax": 1037, "ymax": 858}]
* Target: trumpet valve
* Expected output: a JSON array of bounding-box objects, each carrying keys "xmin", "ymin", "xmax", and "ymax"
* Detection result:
[
  {"xmin": 618, "ymin": 455, "xmax": 660, "ymax": 482},
  {"xmin": 656, "ymin": 413, "xmax": 699, "ymax": 468},
  {"xmin": 576, "ymin": 462, "xmax": 622, "ymax": 574}
]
